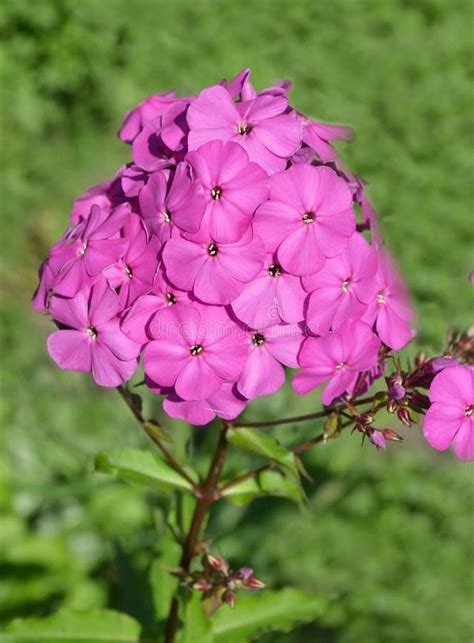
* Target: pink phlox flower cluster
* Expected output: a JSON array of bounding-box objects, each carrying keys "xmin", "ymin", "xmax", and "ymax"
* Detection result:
[{"xmin": 33, "ymin": 69, "xmax": 414, "ymax": 425}]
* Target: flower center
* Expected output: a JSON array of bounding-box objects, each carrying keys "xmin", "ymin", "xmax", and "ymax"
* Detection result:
[
  {"xmin": 78, "ymin": 242, "xmax": 87, "ymax": 256},
  {"xmin": 165, "ymin": 292, "xmax": 176, "ymax": 306},
  {"xmin": 465, "ymin": 405, "xmax": 473, "ymax": 417},
  {"xmin": 342, "ymin": 277, "xmax": 352, "ymax": 293},
  {"xmin": 125, "ymin": 265, "xmax": 133, "ymax": 279},
  {"xmin": 377, "ymin": 292, "xmax": 386, "ymax": 304},
  {"xmin": 207, "ymin": 243, "xmax": 219, "ymax": 256},
  {"xmin": 211, "ymin": 187, "xmax": 223, "ymax": 200},
  {"xmin": 238, "ymin": 123, "xmax": 252, "ymax": 135},
  {"xmin": 335, "ymin": 361, "xmax": 347, "ymax": 370},
  {"xmin": 302, "ymin": 212, "xmax": 315, "ymax": 224},
  {"xmin": 268, "ymin": 263, "xmax": 282, "ymax": 278},
  {"xmin": 252, "ymin": 332, "xmax": 266, "ymax": 346},
  {"xmin": 162, "ymin": 210, "xmax": 171, "ymax": 223},
  {"xmin": 190, "ymin": 344, "xmax": 203, "ymax": 356},
  {"xmin": 87, "ymin": 326, "xmax": 97, "ymax": 340}
]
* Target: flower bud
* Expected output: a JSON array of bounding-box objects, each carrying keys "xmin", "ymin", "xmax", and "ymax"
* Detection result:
[
  {"xmin": 192, "ymin": 579, "xmax": 211, "ymax": 592},
  {"xmin": 236, "ymin": 566, "xmax": 254, "ymax": 580},
  {"xmin": 387, "ymin": 374, "xmax": 405, "ymax": 400},
  {"xmin": 207, "ymin": 554, "xmax": 226, "ymax": 572},
  {"xmin": 382, "ymin": 429, "xmax": 403, "ymax": 442},
  {"xmin": 245, "ymin": 576, "xmax": 266, "ymax": 590},
  {"xmin": 367, "ymin": 429, "xmax": 386, "ymax": 450},
  {"xmin": 397, "ymin": 407, "xmax": 413, "ymax": 427},
  {"xmin": 223, "ymin": 590, "xmax": 236, "ymax": 608}
]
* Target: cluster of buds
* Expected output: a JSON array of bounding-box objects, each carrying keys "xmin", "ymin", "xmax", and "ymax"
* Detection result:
[
  {"xmin": 188, "ymin": 552, "xmax": 265, "ymax": 612},
  {"xmin": 350, "ymin": 411, "xmax": 403, "ymax": 450}
]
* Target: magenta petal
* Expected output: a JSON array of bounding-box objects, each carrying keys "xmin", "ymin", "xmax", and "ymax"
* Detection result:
[
  {"xmin": 274, "ymin": 274, "xmax": 306, "ymax": 323},
  {"xmin": 218, "ymin": 235, "xmax": 265, "ymax": 282},
  {"xmin": 292, "ymin": 368, "xmax": 328, "ymax": 395},
  {"xmin": 49, "ymin": 292, "xmax": 89, "ymax": 329},
  {"xmin": 264, "ymin": 324, "xmax": 303, "ymax": 367},
  {"xmin": 208, "ymin": 199, "xmax": 252, "ymax": 244},
  {"xmin": 306, "ymin": 287, "xmax": 342, "ymax": 335},
  {"xmin": 322, "ymin": 370, "xmax": 355, "ymax": 405},
  {"xmin": 453, "ymin": 418, "xmax": 474, "ymax": 462},
  {"xmin": 313, "ymin": 166, "xmax": 353, "ymax": 215},
  {"xmin": 253, "ymin": 114, "xmax": 302, "ymax": 158},
  {"xmin": 89, "ymin": 280, "xmax": 121, "ymax": 326},
  {"xmin": 84, "ymin": 239, "xmax": 127, "ymax": 276},
  {"xmin": 277, "ymin": 225, "xmax": 326, "ymax": 276},
  {"xmin": 238, "ymin": 348, "xmax": 284, "ymax": 399},
  {"xmin": 207, "ymin": 383, "xmax": 248, "ymax": 420},
  {"xmin": 253, "ymin": 200, "xmax": 299, "ymax": 251},
  {"xmin": 144, "ymin": 340, "xmax": 189, "ymax": 388},
  {"xmin": 429, "ymin": 364, "xmax": 473, "ymax": 407},
  {"xmin": 237, "ymin": 134, "xmax": 287, "ymax": 174},
  {"xmin": 376, "ymin": 305, "xmax": 412, "ymax": 350},
  {"xmin": 187, "ymin": 86, "xmax": 239, "ymax": 132},
  {"xmin": 98, "ymin": 320, "xmax": 140, "ymax": 361},
  {"xmin": 162, "ymin": 238, "xmax": 206, "ymax": 291},
  {"xmin": 423, "ymin": 403, "xmax": 464, "ymax": 452},
  {"xmin": 194, "ymin": 258, "xmax": 244, "ymax": 305},
  {"xmin": 91, "ymin": 342, "xmax": 138, "ymax": 387},
  {"xmin": 316, "ymin": 212, "xmax": 355, "ymax": 258},
  {"xmin": 121, "ymin": 294, "xmax": 162, "ymax": 344},
  {"xmin": 47, "ymin": 330, "xmax": 92, "ymax": 372},
  {"xmin": 231, "ymin": 275, "xmax": 278, "ymax": 328},
  {"xmin": 175, "ymin": 357, "xmax": 223, "ymax": 401},
  {"xmin": 163, "ymin": 396, "xmax": 217, "ymax": 426}
]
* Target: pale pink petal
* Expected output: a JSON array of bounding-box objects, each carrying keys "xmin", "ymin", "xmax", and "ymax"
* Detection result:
[{"xmin": 47, "ymin": 330, "xmax": 92, "ymax": 372}]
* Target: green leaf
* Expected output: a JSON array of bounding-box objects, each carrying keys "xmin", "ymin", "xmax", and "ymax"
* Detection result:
[
  {"xmin": 226, "ymin": 429, "xmax": 299, "ymax": 479},
  {"xmin": 178, "ymin": 594, "xmax": 213, "ymax": 643},
  {"xmin": 211, "ymin": 588, "xmax": 327, "ymax": 643},
  {"xmin": 94, "ymin": 448, "xmax": 196, "ymax": 493},
  {"xmin": 221, "ymin": 469, "xmax": 304, "ymax": 505},
  {"xmin": 2, "ymin": 609, "xmax": 140, "ymax": 642}
]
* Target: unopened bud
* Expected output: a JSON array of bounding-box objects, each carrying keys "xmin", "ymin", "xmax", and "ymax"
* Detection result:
[
  {"xmin": 223, "ymin": 590, "xmax": 236, "ymax": 608},
  {"xmin": 397, "ymin": 407, "xmax": 412, "ymax": 427},
  {"xmin": 192, "ymin": 579, "xmax": 211, "ymax": 592},
  {"xmin": 382, "ymin": 429, "xmax": 403, "ymax": 442},
  {"xmin": 367, "ymin": 429, "xmax": 386, "ymax": 450},
  {"xmin": 207, "ymin": 554, "xmax": 225, "ymax": 572},
  {"xmin": 245, "ymin": 576, "xmax": 266, "ymax": 590},
  {"xmin": 387, "ymin": 399, "xmax": 397, "ymax": 413}
]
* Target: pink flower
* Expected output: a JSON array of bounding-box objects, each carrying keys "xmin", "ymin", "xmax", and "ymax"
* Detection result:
[
  {"xmin": 139, "ymin": 163, "xmax": 206, "ymax": 240},
  {"xmin": 237, "ymin": 323, "xmax": 304, "ymax": 399},
  {"xmin": 132, "ymin": 118, "xmax": 177, "ymax": 173},
  {"xmin": 231, "ymin": 255, "xmax": 307, "ymax": 328},
  {"xmin": 423, "ymin": 365, "xmax": 474, "ymax": 462},
  {"xmin": 144, "ymin": 304, "xmax": 247, "ymax": 401},
  {"xmin": 103, "ymin": 214, "xmax": 160, "ymax": 307},
  {"xmin": 253, "ymin": 165, "xmax": 355, "ymax": 276},
  {"xmin": 118, "ymin": 91, "xmax": 177, "ymax": 143},
  {"xmin": 187, "ymin": 85, "xmax": 302, "ymax": 174},
  {"xmin": 299, "ymin": 114, "xmax": 353, "ymax": 163},
  {"xmin": 32, "ymin": 261, "xmax": 55, "ymax": 312},
  {"xmin": 121, "ymin": 266, "xmax": 191, "ymax": 345},
  {"xmin": 293, "ymin": 320, "xmax": 381, "ymax": 404},
  {"xmin": 162, "ymin": 231, "xmax": 265, "ymax": 305},
  {"xmin": 47, "ymin": 280, "xmax": 140, "ymax": 387},
  {"xmin": 362, "ymin": 248, "xmax": 414, "ymax": 350},
  {"xmin": 303, "ymin": 232, "xmax": 378, "ymax": 334},
  {"xmin": 48, "ymin": 204, "xmax": 129, "ymax": 297},
  {"xmin": 162, "ymin": 383, "xmax": 248, "ymax": 426},
  {"xmin": 186, "ymin": 140, "xmax": 269, "ymax": 243}
]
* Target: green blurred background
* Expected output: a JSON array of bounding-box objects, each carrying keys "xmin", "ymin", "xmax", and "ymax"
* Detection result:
[{"xmin": 1, "ymin": 0, "xmax": 473, "ymax": 640}]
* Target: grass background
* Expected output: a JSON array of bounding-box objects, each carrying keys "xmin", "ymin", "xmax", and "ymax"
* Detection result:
[{"xmin": 1, "ymin": 0, "xmax": 473, "ymax": 641}]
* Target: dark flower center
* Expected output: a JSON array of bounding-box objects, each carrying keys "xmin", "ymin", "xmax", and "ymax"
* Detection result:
[
  {"xmin": 162, "ymin": 210, "xmax": 171, "ymax": 223},
  {"xmin": 466, "ymin": 405, "xmax": 473, "ymax": 417},
  {"xmin": 302, "ymin": 212, "xmax": 315, "ymax": 224},
  {"xmin": 238, "ymin": 123, "xmax": 252, "ymax": 135},
  {"xmin": 190, "ymin": 344, "xmax": 203, "ymax": 356},
  {"xmin": 165, "ymin": 292, "xmax": 176, "ymax": 306},
  {"xmin": 252, "ymin": 332, "xmax": 266, "ymax": 346},
  {"xmin": 125, "ymin": 265, "xmax": 133, "ymax": 279},
  {"xmin": 211, "ymin": 187, "xmax": 223, "ymax": 200},
  {"xmin": 207, "ymin": 243, "xmax": 219, "ymax": 256},
  {"xmin": 268, "ymin": 263, "xmax": 282, "ymax": 277},
  {"xmin": 87, "ymin": 326, "xmax": 97, "ymax": 340}
]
